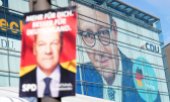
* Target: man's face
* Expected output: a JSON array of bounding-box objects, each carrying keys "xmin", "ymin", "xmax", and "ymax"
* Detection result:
[
  {"xmin": 33, "ymin": 32, "xmax": 61, "ymax": 75},
  {"xmin": 79, "ymin": 6, "xmax": 119, "ymax": 78}
]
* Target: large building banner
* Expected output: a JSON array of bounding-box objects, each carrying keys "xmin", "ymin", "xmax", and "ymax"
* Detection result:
[
  {"xmin": 76, "ymin": 2, "xmax": 169, "ymax": 102},
  {"xmin": 19, "ymin": 6, "xmax": 77, "ymax": 98}
]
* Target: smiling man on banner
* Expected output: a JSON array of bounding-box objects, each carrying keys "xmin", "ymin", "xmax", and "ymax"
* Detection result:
[{"xmin": 19, "ymin": 7, "xmax": 77, "ymax": 98}]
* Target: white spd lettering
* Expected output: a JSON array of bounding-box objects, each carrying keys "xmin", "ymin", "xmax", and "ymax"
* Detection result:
[{"xmin": 22, "ymin": 84, "xmax": 37, "ymax": 92}]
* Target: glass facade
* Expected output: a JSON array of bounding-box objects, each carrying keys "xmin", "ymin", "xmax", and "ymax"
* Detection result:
[
  {"xmin": 73, "ymin": 0, "xmax": 170, "ymax": 102},
  {"xmin": 0, "ymin": 0, "xmax": 23, "ymax": 87},
  {"xmin": 0, "ymin": 0, "xmax": 169, "ymax": 101}
]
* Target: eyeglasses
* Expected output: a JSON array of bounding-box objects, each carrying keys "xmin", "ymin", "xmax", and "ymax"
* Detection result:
[{"xmin": 79, "ymin": 28, "xmax": 111, "ymax": 47}]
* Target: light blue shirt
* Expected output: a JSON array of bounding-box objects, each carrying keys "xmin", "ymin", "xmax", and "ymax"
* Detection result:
[{"xmin": 37, "ymin": 65, "xmax": 61, "ymax": 97}]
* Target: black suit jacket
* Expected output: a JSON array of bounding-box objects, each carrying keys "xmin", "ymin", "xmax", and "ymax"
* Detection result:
[{"xmin": 19, "ymin": 65, "xmax": 75, "ymax": 97}]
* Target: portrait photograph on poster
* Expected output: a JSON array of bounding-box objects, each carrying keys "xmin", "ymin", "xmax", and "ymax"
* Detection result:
[
  {"xmin": 75, "ymin": 3, "xmax": 163, "ymax": 102},
  {"xmin": 19, "ymin": 6, "xmax": 77, "ymax": 98}
]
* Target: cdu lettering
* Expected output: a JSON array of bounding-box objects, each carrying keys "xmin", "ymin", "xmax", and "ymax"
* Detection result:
[{"xmin": 145, "ymin": 42, "xmax": 159, "ymax": 53}]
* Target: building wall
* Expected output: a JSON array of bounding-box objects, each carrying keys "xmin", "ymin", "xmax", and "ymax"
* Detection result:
[
  {"xmin": 0, "ymin": 0, "xmax": 169, "ymax": 102},
  {"xmin": 73, "ymin": 0, "xmax": 169, "ymax": 102},
  {"xmin": 165, "ymin": 44, "xmax": 170, "ymax": 71},
  {"xmin": 164, "ymin": 43, "xmax": 170, "ymax": 98},
  {"xmin": 0, "ymin": 0, "xmax": 23, "ymax": 87}
]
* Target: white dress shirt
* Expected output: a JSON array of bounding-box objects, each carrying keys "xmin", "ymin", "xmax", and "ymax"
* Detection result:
[{"xmin": 37, "ymin": 65, "xmax": 61, "ymax": 97}]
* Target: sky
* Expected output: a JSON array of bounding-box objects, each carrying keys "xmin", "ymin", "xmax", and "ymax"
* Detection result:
[{"xmin": 121, "ymin": 0, "xmax": 170, "ymax": 46}]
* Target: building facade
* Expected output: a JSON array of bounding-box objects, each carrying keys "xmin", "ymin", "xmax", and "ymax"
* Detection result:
[
  {"xmin": 163, "ymin": 43, "xmax": 170, "ymax": 99},
  {"xmin": 0, "ymin": 0, "xmax": 169, "ymax": 102},
  {"xmin": 73, "ymin": 0, "xmax": 170, "ymax": 102}
]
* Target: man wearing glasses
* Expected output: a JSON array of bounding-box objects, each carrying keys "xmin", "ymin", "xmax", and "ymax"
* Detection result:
[
  {"xmin": 76, "ymin": 4, "xmax": 161, "ymax": 102},
  {"xmin": 76, "ymin": 5, "xmax": 122, "ymax": 101}
]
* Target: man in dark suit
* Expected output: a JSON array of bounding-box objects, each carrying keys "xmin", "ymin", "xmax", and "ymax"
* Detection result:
[
  {"xmin": 19, "ymin": 28, "xmax": 75, "ymax": 98},
  {"xmin": 20, "ymin": 65, "xmax": 75, "ymax": 97},
  {"xmin": 76, "ymin": 4, "xmax": 161, "ymax": 102}
]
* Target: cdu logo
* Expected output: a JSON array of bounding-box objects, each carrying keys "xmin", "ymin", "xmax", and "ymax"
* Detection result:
[
  {"xmin": 133, "ymin": 57, "xmax": 159, "ymax": 102},
  {"xmin": 145, "ymin": 42, "xmax": 160, "ymax": 53},
  {"xmin": 135, "ymin": 68, "xmax": 144, "ymax": 87}
]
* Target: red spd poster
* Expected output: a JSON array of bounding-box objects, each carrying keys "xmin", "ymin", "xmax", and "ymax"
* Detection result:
[{"xmin": 19, "ymin": 6, "xmax": 77, "ymax": 98}]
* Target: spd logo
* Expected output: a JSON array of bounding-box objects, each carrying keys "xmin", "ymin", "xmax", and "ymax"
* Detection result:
[{"xmin": 22, "ymin": 84, "xmax": 37, "ymax": 92}]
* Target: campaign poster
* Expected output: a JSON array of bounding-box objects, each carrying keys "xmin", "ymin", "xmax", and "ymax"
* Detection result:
[
  {"xmin": 75, "ymin": 2, "xmax": 169, "ymax": 102},
  {"xmin": 19, "ymin": 6, "xmax": 77, "ymax": 98}
]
